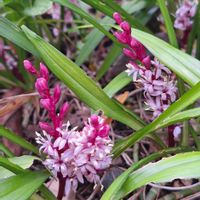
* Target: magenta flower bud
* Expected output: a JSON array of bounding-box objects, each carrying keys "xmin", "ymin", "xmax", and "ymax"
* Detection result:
[
  {"xmin": 23, "ymin": 60, "xmax": 37, "ymax": 75},
  {"xmin": 35, "ymin": 78, "xmax": 49, "ymax": 96},
  {"xmin": 90, "ymin": 115, "xmax": 99, "ymax": 128},
  {"xmin": 53, "ymin": 84, "xmax": 61, "ymax": 104},
  {"xmin": 99, "ymin": 124, "xmax": 110, "ymax": 137},
  {"xmin": 142, "ymin": 56, "xmax": 151, "ymax": 69},
  {"xmin": 40, "ymin": 98, "xmax": 52, "ymax": 111},
  {"xmin": 130, "ymin": 38, "xmax": 140, "ymax": 49},
  {"xmin": 114, "ymin": 32, "xmax": 127, "ymax": 44},
  {"xmin": 131, "ymin": 38, "xmax": 146, "ymax": 60},
  {"xmin": 113, "ymin": 12, "xmax": 122, "ymax": 24},
  {"xmin": 123, "ymin": 48, "xmax": 137, "ymax": 59},
  {"xmin": 40, "ymin": 63, "xmax": 49, "ymax": 80},
  {"xmin": 120, "ymin": 21, "xmax": 131, "ymax": 33},
  {"xmin": 39, "ymin": 121, "xmax": 53, "ymax": 133},
  {"xmin": 59, "ymin": 102, "xmax": 69, "ymax": 121}
]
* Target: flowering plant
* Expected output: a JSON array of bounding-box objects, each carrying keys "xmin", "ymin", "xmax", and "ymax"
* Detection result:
[{"xmin": 0, "ymin": 0, "xmax": 200, "ymax": 200}]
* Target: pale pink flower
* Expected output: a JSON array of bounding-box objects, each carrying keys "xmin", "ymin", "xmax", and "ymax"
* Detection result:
[{"xmin": 174, "ymin": 0, "xmax": 197, "ymax": 31}]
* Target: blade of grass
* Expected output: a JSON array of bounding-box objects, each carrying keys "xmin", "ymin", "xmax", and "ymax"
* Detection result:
[
  {"xmin": 0, "ymin": 143, "xmax": 14, "ymax": 157},
  {"xmin": 0, "ymin": 126, "xmax": 39, "ymax": 155},
  {"xmin": 96, "ymin": 44, "xmax": 121, "ymax": 80}
]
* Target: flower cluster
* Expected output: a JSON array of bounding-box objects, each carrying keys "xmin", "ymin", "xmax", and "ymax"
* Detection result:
[
  {"xmin": 113, "ymin": 13, "xmax": 177, "ymax": 119},
  {"xmin": 174, "ymin": 0, "xmax": 197, "ymax": 31},
  {"xmin": 23, "ymin": 60, "xmax": 112, "ymax": 196}
]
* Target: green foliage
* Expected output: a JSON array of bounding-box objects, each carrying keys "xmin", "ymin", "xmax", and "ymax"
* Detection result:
[
  {"xmin": 0, "ymin": 171, "xmax": 49, "ymax": 200},
  {"xmin": 102, "ymin": 151, "xmax": 200, "ymax": 199},
  {"xmin": 0, "ymin": 156, "xmax": 40, "ymax": 179}
]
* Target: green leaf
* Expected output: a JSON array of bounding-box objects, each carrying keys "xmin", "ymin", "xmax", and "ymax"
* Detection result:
[
  {"xmin": 0, "ymin": 17, "xmax": 39, "ymax": 57},
  {"xmin": 117, "ymin": 152, "xmax": 200, "ymax": 199},
  {"xmin": 0, "ymin": 156, "xmax": 40, "ymax": 180},
  {"xmin": 0, "ymin": 126, "xmax": 39, "ymax": 155},
  {"xmin": 101, "ymin": 147, "xmax": 188, "ymax": 200},
  {"xmin": 0, "ymin": 157, "xmax": 56, "ymax": 200},
  {"xmin": 23, "ymin": 0, "xmax": 52, "ymax": 16},
  {"xmin": 113, "ymin": 82, "xmax": 200, "ymax": 157},
  {"xmin": 103, "ymin": 72, "xmax": 132, "ymax": 98},
  {"xmin": 96, "ymin": 44, "xmax": 122, "ymax": 80},
  {"xmin": 21, "ymin": 25, "xmax": 144, "ymax": 130},
  {"xmin": 157, "ymin": 0, "xmax": 178, "ymax": 48},
  {"xmin": 75, "ymin": 16, "xmax": 114, "ymax": 66},
  {"xmin": 0, "ymin": 170, "xmax": 49, "ymax": 200},
  {"xmin": 130, "ymin": 28, "xmax": 200, "ymax": 86},
  {"xmin": 0, "ymin": 143, "xmax": 14, "ymax": 157},
  {"xmin": 160, "ymin": 107, "xmax": 200, "ymax": 127}
]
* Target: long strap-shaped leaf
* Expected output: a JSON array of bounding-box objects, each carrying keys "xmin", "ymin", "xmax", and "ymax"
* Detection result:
[
  {"xmin": 0, "ymin": 170, "xmax": 49, "ymax": 200},
  {"xmin": 102, "ymin": 151, "xmax": 200, "ymax": 200},
  {"xmin": 0, "ymin": 17, "xmax": 39, "ymax": 57},
  {"xmin": 131, "ymin": 28, "xmax": 200, "ymax": 86},
  {"xmin": 21, "ymin": 26, "xmax": 144, "ymax": 130},
  {"xmin": 101, "ymin": 147, "xmax": 189, "ymax": 200},
  {"xmin": 0, "ymin": 157, "xmax": 56, "ymax": 200},
  {"xmin": 113, "ymin": 82, "xmax": 200, "ymax": 157},
  {"xmin": 116, "ymin": 152, "xmax": 200, "ymax": 199},
  {"xmin": 0, "ymin": 126, "xmax": 39, "ymax": 155}
]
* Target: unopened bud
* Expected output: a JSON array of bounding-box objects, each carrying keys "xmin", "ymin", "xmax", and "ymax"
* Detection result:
[
  {"xmin": 53, "ymin": 84, "xmax": 61, "ymax": 104},
  {"xmin": 99, "ymin": 124, "xmax": 110, "ymax": 137},
  {"xmin": 40, "ymin": 98, "xmax": 52, "ymax": 111},
  {"xmin": 123, "ymin": 48, "xmax": 137, "ymax": 59},
  {"xmin": 40, "ymin": 63, "xmax": 49, "ymax": 80},
  {"xmin": 90, "ymin": 115, "xmax": 99, "ymax": 128},
  {"xmin": 142, "ymin": 56, "xmax": 151, "ymax": 69},
  {"xmin": 24, "ymin": 60, "xmax": 37, "ymax": 75},
  {"xmin": 35, "ymin": 78, "xmax": 49, "ymax": 96},
  {"xmin": 113, "ymin": 12, "xmax": 122, "ymax": 24},
  {"xmin": 59, "ymin": 102, "xmax": 69, "ymax": 121},
  {"xmin": 39, "ymin": 121, "xmax": 53, "ymax": 133},
  {"xmin": 114, "ymin": 32, "xmax": 127, "ymax": 44},
  {"xmin": 120, "ymin": 21, "xmax": 131, "ymax": 33}
]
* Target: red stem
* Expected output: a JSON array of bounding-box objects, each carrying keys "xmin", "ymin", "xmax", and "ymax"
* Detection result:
[
  {"xmin": 57, "ymin": 173, "xmax": 66, "ymax": 200},
  {"xmin": 168, "ymin": 126, "xmax": 175, "ymax": 147}
]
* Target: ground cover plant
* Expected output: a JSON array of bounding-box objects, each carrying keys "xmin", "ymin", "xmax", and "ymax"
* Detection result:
[{"xmin": 0, "ymin": 0, "xmax": 200, "ymax": 199}]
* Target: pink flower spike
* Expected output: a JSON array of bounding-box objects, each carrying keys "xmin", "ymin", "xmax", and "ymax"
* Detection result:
[
  {"xmin": 40, "ymin": 98, "xmax": 52, "ymax": 111},
  {"xmin": 59, "ymin": 102, "xmax": 69, "ymax": 122},
  {"xmin": 35, "ymin": 78, "xmax": 49, "ymax": 96},
  {"xmin": 40, "ymin": 63, "xmax": 49, "ymax": 80},
  {"xmin": 113, "ymin": 12, "xmax": 122, "ymax": 24},
  {"xmin": 53, "ymin": 84, "xmax": 61, "ymax": 104},
  {"xmin": 23, "ymin": 60, "xmax": 37, "ymax": 75}
]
